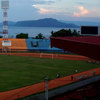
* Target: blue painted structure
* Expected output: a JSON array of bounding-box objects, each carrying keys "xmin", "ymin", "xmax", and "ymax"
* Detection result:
[{"xmin": 26, "ymin": 39, "xmax": 64, "ymax": 52}]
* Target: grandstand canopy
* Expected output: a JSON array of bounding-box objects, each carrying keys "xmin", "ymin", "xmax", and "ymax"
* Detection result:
[{"xmin": 51, "ymin": 36, "xmax": 100, "ymax": 61}]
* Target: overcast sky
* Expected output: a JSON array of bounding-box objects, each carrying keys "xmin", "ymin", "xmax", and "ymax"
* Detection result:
[{"xmin": 0, "ymin": 0, "xmax": 100, "ymax": 22}]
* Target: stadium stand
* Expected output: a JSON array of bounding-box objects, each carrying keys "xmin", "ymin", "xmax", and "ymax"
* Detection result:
[
  {"xmin": 26, "ymin": 39, "xmax": 64, "ymax": 52},
  {"xmin": 51, "ymin": 36, "xmax": 100, "ymax": 61},
  {"xmin": 0, "ymin": 39, "xmax": 27, "ymax": 51},
  {"xmin": 0, "ymin": 39, "xmax": 2, "ymax": 50},
  {"xmin": 10, "ymin": 39, "xmax": 27, "ymax": 51},
  {"xmin": 0, "ymin": 38, "xmax": 64, "ymax": 52}
]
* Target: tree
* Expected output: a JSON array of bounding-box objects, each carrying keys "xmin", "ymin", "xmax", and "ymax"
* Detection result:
[
  {"xmin": 16, "ymin": 33, "xmax": 28, "ymax": 39},
  {"xmin": 51, "ymin": 29, "xmax": 81, "ymax": 37},
  {"xmin": 68, "ymin": 29, "xmax": 72, "ymax": 34},
  {"xmin": 51, "ymin": 30, "xmax": 54, "ymax": 36},
  {"xmin": 35, "ymin": 33, "xmax": 45, "ymax": 39},
  {"xmin": 72, "ymin": 29, "xmax": 80, "ymax": 36},
  {"xmin": 0, "ymin": 36, "xmax": 3, "ymax": 38},
  {"xmin": 51, "ymin": 29, "xmax": 72, "ymax": 37}
]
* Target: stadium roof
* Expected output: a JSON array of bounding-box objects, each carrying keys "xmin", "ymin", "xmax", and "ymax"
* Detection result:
[{"xmin": 51, "ymin": 36, "xmax": 100, "ymax": 61}]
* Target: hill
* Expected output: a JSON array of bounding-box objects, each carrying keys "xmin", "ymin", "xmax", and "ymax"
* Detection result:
[
  {"xmin": 0, "ymin": 18, "xmax": 100, "ymax": 27},
  {"xmin": 0, "ymin": 21, "xmax": 16, "ymax": 26},
  {"xmin": 15, "ymin": 18, "xmax": 79, "ymax": 28},
  {"xmin": 60, "ymin": 20, "xmax": 100, "ymax": 26}
]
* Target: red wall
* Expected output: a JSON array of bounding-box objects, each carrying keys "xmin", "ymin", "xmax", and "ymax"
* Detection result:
[{"xmin": 51, "ymin": 37, "xmax": 100, "ymax": 61}]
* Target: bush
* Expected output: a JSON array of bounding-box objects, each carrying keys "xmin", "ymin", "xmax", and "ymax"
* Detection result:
[
  {"xmin": 16, "ymin": 33, "xmax": 28, "ymax": 39},
  {"xmin": 51, "ymin": 29, "xmax": 81, "ymax": 37},
  {"xmin": 35, "ymin": 33, "xmax": 45, "ymax": 39}
]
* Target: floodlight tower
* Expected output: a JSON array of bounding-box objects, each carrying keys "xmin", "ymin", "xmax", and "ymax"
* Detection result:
[{"xmin": 1, "ymin": 0, "xmax": 9, "ymax": 39}]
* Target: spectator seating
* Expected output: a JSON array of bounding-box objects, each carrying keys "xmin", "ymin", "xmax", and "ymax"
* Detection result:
[
  {"xmin": 0, "ymin": 39, "xmax": 27, "ymax": 51},
  {"xmin": 26, "ymin": 39, "xmax": 64, "ymax": 52},
  {"xmin": 0, "ymin": 38, "xmax": 64, "ymax": 52}
]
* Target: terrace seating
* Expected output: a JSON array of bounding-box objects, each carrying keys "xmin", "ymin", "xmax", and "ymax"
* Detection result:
[
  {"xmin": 0, "ymin": 38, "xmax": 63, "ymax": 52},
  {"xmin": 0, "ymin": 39, "xmax": 27, "ymax": 51},
  {"xmin": 26, "ymin": 39, "xmax": 50, "ymax": 50},
  {"xmin": 26, "ymin": 39, "xmax": 64, "ymax": 52},
  {"xmin": 0, "ymin": 39, "xmax": 2, "ymax": 50}
]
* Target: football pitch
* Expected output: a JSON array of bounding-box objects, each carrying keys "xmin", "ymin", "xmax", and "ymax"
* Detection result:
[{"xmin": 0, "ymin": 54, "xmax": 100, "ymax": 92}]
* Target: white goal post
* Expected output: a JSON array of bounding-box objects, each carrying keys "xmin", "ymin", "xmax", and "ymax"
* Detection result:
[{"xmin": 40, "ymin": 53, "xmax": 54, "ymax": 59}]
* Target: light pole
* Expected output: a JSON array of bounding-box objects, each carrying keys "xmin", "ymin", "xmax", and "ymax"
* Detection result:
[{"xmin": 45, "ymin": 76, "xmax": 48, "ymax": 100}]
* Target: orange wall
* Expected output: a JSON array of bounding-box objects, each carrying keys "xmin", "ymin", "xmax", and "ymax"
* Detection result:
[{"xmin": 0, "ymin": 39, "xmax": 27, "ymax": 51}]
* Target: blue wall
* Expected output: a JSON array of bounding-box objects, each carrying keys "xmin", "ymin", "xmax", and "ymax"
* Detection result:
[{"xmin": 26, "ymin": 39, "xmax": 64, "ymax": 52}]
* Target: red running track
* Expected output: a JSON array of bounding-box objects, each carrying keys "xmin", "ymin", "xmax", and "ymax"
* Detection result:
[
  {"xmin": 0, "ymin": 67, "xmax": 100, "ymax": 100},
  {"xmin": 0, "ymin": 53, "xmax": 92, "ymax": 61}
]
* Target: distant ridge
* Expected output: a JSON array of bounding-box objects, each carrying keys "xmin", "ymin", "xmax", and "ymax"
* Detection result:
[
  {"xmin": 15, "ymin": 18, "xmax": 79, "ymax": 28},
  {"xmin": 0, "ymin": 18, "xmax": 100, "ymax": 27},
  {"xmin": 0, "ymin": 21, "xmax": 16, "ymax": 26},
  {"xmin": 60, "ymin": 20, "xmax": 100, "ymax": 26}
]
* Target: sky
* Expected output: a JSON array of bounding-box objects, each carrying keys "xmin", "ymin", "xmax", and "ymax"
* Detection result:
[{"xmin": 0, "ymin": 0, "xmax": 100, "ymax": 22}]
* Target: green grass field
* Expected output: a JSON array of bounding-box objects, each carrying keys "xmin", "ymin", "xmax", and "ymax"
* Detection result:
[{"xmin": 0, "ymin": 55, "xmax": 100, "ymax": 92}]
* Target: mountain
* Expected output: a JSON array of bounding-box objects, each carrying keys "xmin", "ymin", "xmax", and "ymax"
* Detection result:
[
  {"xmin": 0, "ymin": 18, "xmax": 100, "ymax": 27},
  {"xmin": 60, "ymin": 20, "xmax": 100, "ymax": 26},
  {"xmin": 8, "ymin": 21, "xmax": 16, "ymax": 26},
  {"xmin": 0, "ymin": 21, "xmax": 16, "ymax": 26},
  {"xmin": 15, "ymin": 18, "xmax": 79, "ymax": 28}
]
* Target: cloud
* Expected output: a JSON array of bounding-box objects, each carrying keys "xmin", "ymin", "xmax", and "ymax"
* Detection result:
[
  {"xmin": 32, "ymin": 4, "xmax": 61, "ymax": 14},
  {"xmin": 74, "ymin": 6, "xmax": 89, "ymax": 17},
  {"xmin": 39, "ymin": 8, "xmax": 55, "ymax": 14}
]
